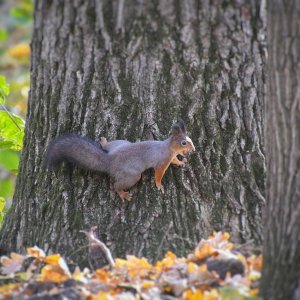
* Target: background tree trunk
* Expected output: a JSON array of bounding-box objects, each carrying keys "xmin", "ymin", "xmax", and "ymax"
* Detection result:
[
  {"xmin": 261, "ymin": 1, "xmax": 300, "ymax": 299},
  {"xmin": 0, "ymin": 0, "xmax": 266, "ymax": 264}
]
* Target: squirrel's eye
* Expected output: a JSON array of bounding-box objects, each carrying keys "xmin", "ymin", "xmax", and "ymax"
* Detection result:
[{"xmin": 181, "ymin": 140, "xmax": 187, "ymax": 146}]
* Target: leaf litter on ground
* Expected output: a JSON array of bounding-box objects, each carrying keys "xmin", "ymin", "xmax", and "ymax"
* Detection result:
[{"xmin": 0, "ymin": 231, "xmax": 262, "ymax": 300}]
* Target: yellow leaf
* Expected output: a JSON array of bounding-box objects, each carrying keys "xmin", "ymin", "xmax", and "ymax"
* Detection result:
[
  {"xmin": 204, "ymin": 289, "xmax": 219, "ymax": 300},
  {"xmin": 250, "ymin": 288, "xmax": 259, "ymax": 296},
  {"xmin": 184, "ymin": 289, "xmax": 204, "ymax": 300},
  {"xmin": 115, "ymin": 258, "xmax": 127, "ymax": 267},
  {"xmin": 115, "ymin": 256, "xmax": 153, "ymax": 279},
  {"xmin": 45, "ymin": 254, "xmax": 61, "ymax": 265},
  {"xmin": 221, "ymin": 232, "xmax": 230, "ymax": 241},
  {"xmin": 155, "ymin": 251, "xmax": 178, "ymax": 271},
  {"xmin": 96, "ymin": 291, "xmax": 110, "ymax": 300},
  {"xmin": 249, "ymin": 270, "xmax": 261, "ymax": 281},
  {"xmin": 39, "ymin": 264, "xmax": 70, "ymax": 283},
  {"xmin": 254, "ymin": 255, "xmax": 263, "ymax": 270},
  {"xmin": 164, "ymin": 287, "xmax": 172, "ymax": 293},
  {"xmin": 72, "ymin": 266, "xmax": 89, "ymax": 283},
  {"xmin": 187, "ymin": 262, "xmax": 198, "ymax": 273},
  {"xmin": 165, "ymin": 251, "xmax": 177, "ymax": 259},
  {"xmin": 195, "ymin": 243, "xmax": 216, "ymax": 260},
  {"xmin": 93, "ymin": 269, "xmax": 110, "ymax": 283},
  {"xmin": 247, "ymin": 255, "xmax": 263, "ymax": 271},
  {"xmin": 225, "ymin": 242, "xmax": 234, "ymax": 251},
  {"xmin": 141, "ymin": 281, "xmax": 155, "ymax": 289},
  {"xmin": 0, "ymin": 283, "xmax": 22, "ymax": 298},
  {"xmin": 8, "ymin": 43, "xmax": 30, "ymax": 59}
]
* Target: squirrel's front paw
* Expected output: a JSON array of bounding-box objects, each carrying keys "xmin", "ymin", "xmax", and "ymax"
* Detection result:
[
  {"xmin": 157, "ymin": 184, "xmax": 165, "ymax": 194},
  {"xmin": 100, "ymin": 137, "xmax": 107, "ymax": 147},
  {"xmin": 179, "ymin": 158, "xmax": 187, "ymax": 167}
]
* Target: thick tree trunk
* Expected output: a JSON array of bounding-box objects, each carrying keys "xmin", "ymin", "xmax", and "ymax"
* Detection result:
[
  {"xmin": 0, "ymin": 0, "xmax": 266, "ymax": 265},
  {"xmin": 261, "ymin": 1, "xmax": 300, "ymax": 299}
]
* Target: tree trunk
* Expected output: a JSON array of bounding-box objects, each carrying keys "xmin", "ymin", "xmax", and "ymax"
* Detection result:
[
  {"xmin": 261, "ymin": 1, "xmax": 300, "ymax": 299},
  {"xmin": 0, "ymin": 0, "xmax": 266, "ymax": 265}
]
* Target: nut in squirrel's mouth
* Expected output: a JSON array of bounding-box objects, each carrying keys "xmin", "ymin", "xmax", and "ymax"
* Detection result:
[{"xmin": 181, "ymin": 150, "xmax": 193, "ymax": 157}]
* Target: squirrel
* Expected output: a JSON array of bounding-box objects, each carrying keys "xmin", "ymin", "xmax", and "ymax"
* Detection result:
[
  {"xmin": 99, "ymin": 136, "xmax": 194, "ymax": 167},
  {"xmin": 46, "ymin": 119, "xmax": 195, "ymax": 201}
]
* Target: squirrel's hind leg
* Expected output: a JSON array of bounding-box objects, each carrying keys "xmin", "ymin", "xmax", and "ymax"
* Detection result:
[
  {"xmin": 114, "ymin": 173, "xmax": 141, "ymax": 201},
  {"xmin": 116, "ymin": 190, "xmax": 132, "ymax": 201}
]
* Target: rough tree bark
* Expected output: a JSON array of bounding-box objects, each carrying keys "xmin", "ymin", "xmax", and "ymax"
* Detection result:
[
  {"xmin": 261, "ymin": 1, "xmax": 300, "ymax": 299},
  {"xmin": 0, "ymin": 0, "xmax": 266, "ymax": 264}
]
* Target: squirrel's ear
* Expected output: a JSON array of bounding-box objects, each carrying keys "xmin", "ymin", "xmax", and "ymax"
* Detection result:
[
  {"xmin": 171, "ymin": 119, "xmax": 186, "ymax": 135},
  {"xmin": 177, "ymin": 118, "xmax": 186, "ymax": 134}
]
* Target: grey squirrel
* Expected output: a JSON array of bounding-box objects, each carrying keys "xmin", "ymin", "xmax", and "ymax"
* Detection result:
[
  {"xmin": 46, "ymin": 120, "xmax": 195, "ymax": 201},
  {"xmin": 99, "ymin": 136, "xmax": 194, "ymax": 167}
]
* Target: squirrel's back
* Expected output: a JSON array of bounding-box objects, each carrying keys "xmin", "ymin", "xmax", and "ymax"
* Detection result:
[{"xmin": 46, "ymin": 134, "xmax": 109, "ymax": 173}]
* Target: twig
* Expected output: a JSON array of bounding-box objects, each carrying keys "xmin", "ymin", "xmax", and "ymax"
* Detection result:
[{"xmin": 80, "ymin": 226, "xmax": 115, "ymax": 268}]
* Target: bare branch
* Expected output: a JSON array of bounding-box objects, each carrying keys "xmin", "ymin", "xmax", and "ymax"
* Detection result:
[{"xmin": 80, "ymin": 227, "xmax": 115, "ymax": 268}]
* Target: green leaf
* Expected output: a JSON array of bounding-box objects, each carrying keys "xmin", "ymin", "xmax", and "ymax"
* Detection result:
[
  {"xmin": 0, "ymin": 28, "xmax": 8, "ymax": 42},
  {"xmin": 0, "ymin": 140, "xmax": 16, "ymax": 150},
  {"xmin": 0, "ymin": 111, "xmax": 25, "ymax": 151},
  {"xmin": 0, "ymin": 179, "xmax": 14, "ymax": 198},
  {"xmin": 0, "ymin": 196, "xmax": 8, "ymax": 227},
  {"xmin": 0, "ymin": 197, "xmax": 5, "ymax": 212},
  {"xmin": 0, "ymin": 76, "xmax": 10, "ymax": 105},
  {"xmin": 0, "ymin": 150, "xmax": 20, "ymax": 172}
]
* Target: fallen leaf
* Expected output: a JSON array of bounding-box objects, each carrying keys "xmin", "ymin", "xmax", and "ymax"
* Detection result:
[
  {"xmin": 0, "ymin": 253, "xmax": 26, "ymax": 275},
  {"xmin": 184, "ymin": 289, "xmax": 204, "ymax": 300},
  {"xmin": 39, "ymin": 264, "xmax": 70, "ymax": 283},
  {"xmin": 44, "ymin": 254, "xmax": 71, "ymax": 276},
  {"xmin": 0, "ymin": 283, "xmax": 23, "ymax": 299},
  {"xmin": 27, "ymin": 246, "xmax": 46, "ymax": 259}
]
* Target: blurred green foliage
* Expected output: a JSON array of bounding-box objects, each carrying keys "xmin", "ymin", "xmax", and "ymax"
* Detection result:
[
  {"xmin": 0, "ymin": 110, "xmax": 25, "ymax": 151},
  {"xmin": 220, "ymin": 287, "xmax": 261, "ymax": 300},
  {"xmin": 0, "ymin": 149, "xmax": 19, "ymax": 173},
  {"xmin": 0, "ymin": 75, "xmax": 10, "ymax": 103},
  {"xmin": 0, "ymin": 0, "xmax": 32, "ymax": 225},
  {"xmin": 0, "ymin": 0, "xmax": 32, "ymax": 118},
  {"xmin": 0, "ymin": 197, "xmax": 7, "ymax": 226},
  {"xmin": 10, "ymin": 0, "xmax": 33, "ymax": 23}
]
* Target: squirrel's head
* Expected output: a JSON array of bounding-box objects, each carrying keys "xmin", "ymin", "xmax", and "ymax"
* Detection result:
[{"xmin": 170, "ymin": 119, "xmax": 195, "ymax": 156}]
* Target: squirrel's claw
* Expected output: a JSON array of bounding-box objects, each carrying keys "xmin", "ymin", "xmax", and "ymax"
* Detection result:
[
  {"xmin": 178, "ymin": 157, "xmax": 187, "ymax": 167},
  {"xmin": 171, "ymin": 157, "xmax": 187, "ymax": 168},
  {"xmin": 117, "ymin": 190, "xmax": 132, "ymax": 201},
  {"xmin": 157, "ymin": 184, "xmax": 165, "ymax": 194},
  {"xmin": 124, "ymin": 192, "xmax": 133, "ymax": 201}
]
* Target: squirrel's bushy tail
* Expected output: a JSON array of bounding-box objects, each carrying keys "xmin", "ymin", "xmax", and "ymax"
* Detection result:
[{"xmin": 46, "ymin": 134, "xmax": 110, "ymax": 173}]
